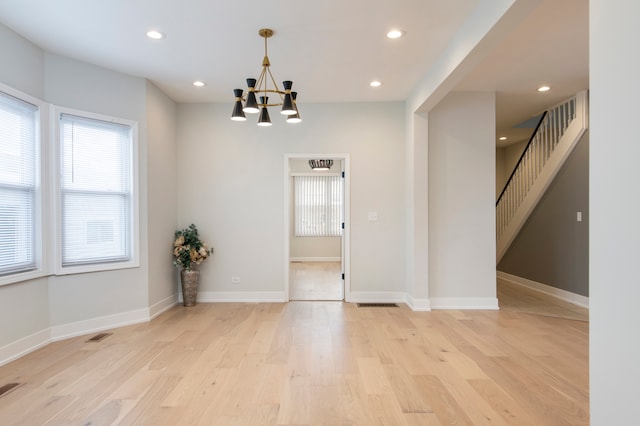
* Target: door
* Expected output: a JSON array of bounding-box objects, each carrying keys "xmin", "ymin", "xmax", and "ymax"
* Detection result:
[{"xmin": 285, "ymin": 155, "xmax": 349, "ymax": 301}]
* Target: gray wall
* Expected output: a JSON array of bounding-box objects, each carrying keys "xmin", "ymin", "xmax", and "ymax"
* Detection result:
[
  {"xmin": 145, "ymin": 81, "xmax": 179, "ymax": 309},
  {"xmin": 498, "ymin": 131, "xmax": 589, "ymax": 296},
  {"xmin": 45, "ymin": 53, "xmax": 150, "ymax": 326},
  {"xmin": 590, "ymin": 1, "xmax": 640, "ymax": 421},
  {"xmin": 0, "ymin": 22, "xmax": 179, "ymax": 354},
  {"xmin": 0, "ymin": 24, "xmax": 50, "ymax": 349},
  {"xmin": 176, "ymin": 102, "xmax": 406, "ymax": 294}
]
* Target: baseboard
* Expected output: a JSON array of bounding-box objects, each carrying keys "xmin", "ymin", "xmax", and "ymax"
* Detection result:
[
  {"xmin": 348, "ymin": 292, "xmax": 498, "ymax": 311},
  {"xmin": 497, "ymin": 271, "xmax": 589, "ymax": 308},
  {"xmin": 347, "ymin": 291, "xmax": 407, "ymax": 305},
  {"xmin": 405, "ymin": 294, "xmax": 432, "ymax": 311},
  {"xmin": 50, "ymin": 307, "xmax": 150, "ymax": 342},
  {"xmin": 1, "ymin": 304, "xmax": 166, "ymax": 367},
  {"xmin": 181, "ymin": 291, "xmax": 288, "ymax": 303},
  {"xmin": 430, "ymin": 297, "xmax": 500, "ymax": 310},
  {"xmin": 0, "ymin": 328, "xmax": 51, "ymax": 367},
  {"xmin": 290, "ymin": 257, "xmax": 341, "ymax": 262},
  {"xmin": 149, "ymin": 294, "xmax": 179, "ymax": 319}
]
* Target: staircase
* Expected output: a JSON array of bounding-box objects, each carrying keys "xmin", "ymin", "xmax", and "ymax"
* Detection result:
[{"xmin": 496, "ymin": 91, "xmax": 588, "ymax": 262}]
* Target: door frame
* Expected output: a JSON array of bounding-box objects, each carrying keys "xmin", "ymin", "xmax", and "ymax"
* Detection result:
[{"xmin": 284, "ymin": 153, "xmax": 350, "ymax": 302}]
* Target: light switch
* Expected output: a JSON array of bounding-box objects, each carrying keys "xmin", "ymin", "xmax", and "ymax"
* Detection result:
[
  {"xmin": 576, "ymin": 211, "xmax": 582, "ymax": 222},
  {"xmin": 368, "ymin": 212, "xmax": 378, "ymax": 221}
]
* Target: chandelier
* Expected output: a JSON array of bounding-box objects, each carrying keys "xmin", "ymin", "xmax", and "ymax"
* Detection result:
[
  {"xmin": 309, "ymin": 159, "xmax": 333, "ymax": 170},
  {"xmin": 231, "ymin": 29, "xmax": 301, "ymax": 126}
]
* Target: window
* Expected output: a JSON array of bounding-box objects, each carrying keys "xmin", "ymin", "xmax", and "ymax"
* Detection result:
[
  {"xmin": 0, "ymin": 90, "xmax": 39, "ymax": 276},
  {"xmin": 58, "ymin": 112, "xmax": 137, "ymax": 270},
  {"xmin": 294, "ymin": 175, "xmax": 342, "ymax": 237}
]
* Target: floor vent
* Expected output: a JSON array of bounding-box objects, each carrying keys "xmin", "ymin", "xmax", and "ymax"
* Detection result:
[
  {"xmin": 86, "ymin": 332, "xmax": 112, "ymax": 342},
  {"xmin": 0, "ymin": 382, "xmax": 23, "ymax": 398},
  {"xmin": 357, "ymin": 303, "xmax": 398, "ymax": 308}
]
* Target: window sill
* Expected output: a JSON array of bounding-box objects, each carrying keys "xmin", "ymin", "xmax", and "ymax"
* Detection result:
[
  {"xmin": 0, "ymin": 268, "xmax": 48, "ymax": 287},
  {"xmin": 55, "ymin": 259, "xmax": 140, "ymax": 276}
]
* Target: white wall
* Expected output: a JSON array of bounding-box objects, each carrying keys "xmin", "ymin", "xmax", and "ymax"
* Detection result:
[
  {"xmin": 427, "ymin": 91, "xmax": 497, "ymax": 308},
  {"xmin": 176, "ymin": 102, "xmax": 405, "ymax": 296},
  {"xmin": 590, "ymin": 0, "xmax": 640, "ymax": 422},
  {"xmin": 405, "ymin": 110, "xmax": 429, "ymax": 308},
  {"xmin": 145, "ymin": 81, "xmax": 179, "ymax": 312}
]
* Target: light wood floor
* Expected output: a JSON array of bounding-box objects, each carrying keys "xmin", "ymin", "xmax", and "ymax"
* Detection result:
[
  {"xmin": 290, "ymin": 261, "xmax": 343, "ymax": 301},
  {"xmin": 0, "ymin": 299, "xmax": 588, "ymax": 424},
  {"xmin": 497, "ymin": 278, "xmax": 589, "ymax": 322}
]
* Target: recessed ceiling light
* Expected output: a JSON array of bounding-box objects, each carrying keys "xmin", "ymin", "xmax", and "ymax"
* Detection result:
[
  {"xmin": 146, "ymin": 30, "xmax": 165, "ymax": 40},
  {"xmin": 499, "ymin": 136, "xmax": 507, "ymax": 141},
  {"xmin": 538, "ymin": 85, "xmax": 551, "ymax": 92},
  {"xmin": 370, "ymin": 80, "xmax": 382, "ymax": 87},
  {"xmin": 193, "ymin": 81, "xmax": 206, "ymax": 87},
  {"xmin": 386, "ymin": 30, "xmax": 404, "ymax": 39}
]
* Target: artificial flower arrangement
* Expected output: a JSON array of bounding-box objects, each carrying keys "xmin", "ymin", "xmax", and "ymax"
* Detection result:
[{"xmin": 173, "ymin": 224, "xmax": 213, "ymax": 271}]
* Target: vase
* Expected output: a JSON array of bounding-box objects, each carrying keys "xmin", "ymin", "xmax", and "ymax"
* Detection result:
[{"xmin": 180, "ymin": 268, "xmax": 199, "ymax": 307}]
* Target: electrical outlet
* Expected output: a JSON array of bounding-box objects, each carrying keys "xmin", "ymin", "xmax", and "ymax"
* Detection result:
[{"xmin": 231, "ymin": 276, "xmax": 240, "ymax": 284}]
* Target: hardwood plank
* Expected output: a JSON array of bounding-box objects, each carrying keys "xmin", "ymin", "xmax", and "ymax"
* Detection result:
[{"xmin": 0, "ymin": 299, "xmax": 588, "ymax": 424}]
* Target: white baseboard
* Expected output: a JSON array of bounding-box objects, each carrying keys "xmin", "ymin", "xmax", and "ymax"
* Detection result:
[
  {"xmin": 405, "ymin": 294, "xmax": 432, "ymax": 312},
  {"xmin": 181, "ymin": 291, "xmax": 288, "ymax": 304},
  {"xmin": 347, "ymin": 291, "xmax": 407, "ymax": 305},
  {"xmin": 0, "ymin": 329, "xmax": 51, "ymax": 367},
  {"xmin": 347, "ymin": 292, "xmax": 499, "ymax": 311},
  {"xmin": 50, "ymin": 307, "xmax": 150, "ymax": 342},
  {"xmin": 0, "ymin": 306, "xmax": 154, "ymax": 367},
  {"xmin": 430, "ymin": 297, "xmax": 500, "ymax": 310},
  {"xmin": 0, "ymin": 283, "xmax": 518, "ymax": 367},
  {"xmin": 149, "ymin": 294, "xmax": 179, "ymax": 319},
  {"xmin": 290, "ymin": 257, "xmax": 341, "ymax": 262},
  {"xmin": 497, "ymin": 271, "xmax": 589, "ymax": 308}
]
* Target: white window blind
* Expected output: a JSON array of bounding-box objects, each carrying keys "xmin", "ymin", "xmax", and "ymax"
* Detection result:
[
  {"xmin": 294, "ymin": 175, "xmax": 342, "ymax": 237},
  {"xmin": 0, "ymin": 91, "xmax": 38, "ymax": 276},
  {"xmin": 59, "ymin": 113, "xmax": 132, "ymax": 266}
]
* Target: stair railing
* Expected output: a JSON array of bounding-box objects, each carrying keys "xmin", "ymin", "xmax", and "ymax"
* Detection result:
[{"xmin": 496, "ymin": 95, "xmax": 577, "ymax": 241}]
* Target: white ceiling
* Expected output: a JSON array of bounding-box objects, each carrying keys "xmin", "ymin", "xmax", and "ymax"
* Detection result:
[{"xmin": 0, "ymin": 0, "xmax": 588, "ymax": 147}]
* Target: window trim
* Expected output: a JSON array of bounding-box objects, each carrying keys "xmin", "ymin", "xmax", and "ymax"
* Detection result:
[
  {"xmin": 52, "ymin": 106, "xmax": 140, "ymax": 275},
  {"xmin": 0, "ymin": 83, "xmax": 48, "ymax": 287}
]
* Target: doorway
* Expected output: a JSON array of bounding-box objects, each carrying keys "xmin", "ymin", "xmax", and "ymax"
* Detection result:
[{"xmin": 284, "ymin": 154, "xmax": 350, "ymax": 301}]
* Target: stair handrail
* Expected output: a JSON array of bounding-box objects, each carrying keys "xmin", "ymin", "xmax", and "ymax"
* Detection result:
[{"xmin": 496, "ymin": 111, "xmax": 548, "ymax": 206}]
